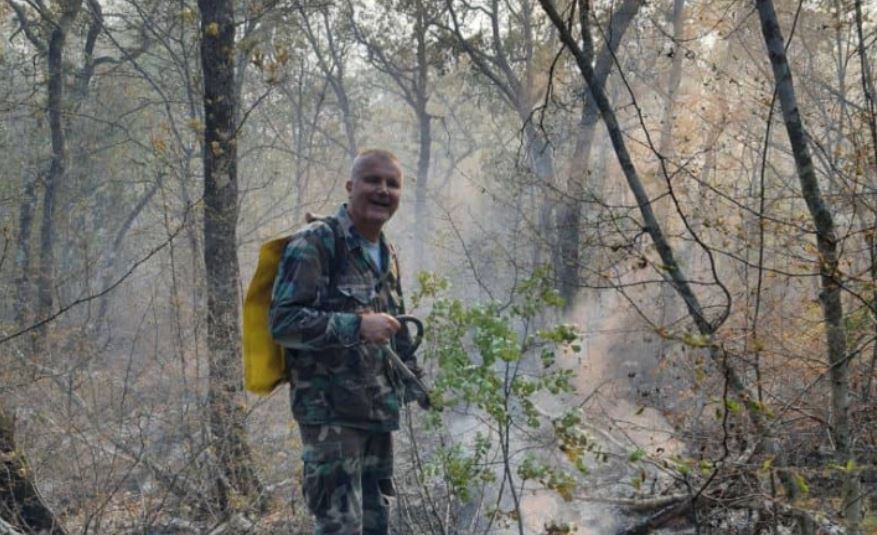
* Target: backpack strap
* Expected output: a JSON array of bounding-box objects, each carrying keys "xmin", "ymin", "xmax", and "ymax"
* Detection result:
[
  {"xmin": 281, "ymin": 215, "xmax": 348, "ymax": 383},
  {"xmin": 322, "ymin": 215, "xmax": 347, "ymax": 289}
]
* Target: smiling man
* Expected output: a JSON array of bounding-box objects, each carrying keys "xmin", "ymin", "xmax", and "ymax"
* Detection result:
[{"xmin": 269, "ymin": 149, "xmax": 421, "ymax": 534}]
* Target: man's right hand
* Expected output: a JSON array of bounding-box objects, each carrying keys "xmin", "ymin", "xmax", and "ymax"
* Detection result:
[{"xmin": 359, "ymin": 313, "xmax": 401, "ymax": 345}]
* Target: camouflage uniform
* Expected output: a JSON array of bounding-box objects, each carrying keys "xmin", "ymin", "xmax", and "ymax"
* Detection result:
[{"xmin": 270, "ymin": 204, "xmax": 417, "ymax": 534}]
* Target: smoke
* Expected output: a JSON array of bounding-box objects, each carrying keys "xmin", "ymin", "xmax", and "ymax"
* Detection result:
[{"xmin": 508, "ymin": 290, "xmax": 686, "ymax": 534}]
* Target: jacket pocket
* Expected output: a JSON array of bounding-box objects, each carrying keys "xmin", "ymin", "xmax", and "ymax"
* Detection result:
[
  {"xmin": 330, "ymin": 374, "xmax": 384, "ymax": 421},
  {"xmin": 337, "ymin": 283, "xmax": 374, "ymax": 310}
]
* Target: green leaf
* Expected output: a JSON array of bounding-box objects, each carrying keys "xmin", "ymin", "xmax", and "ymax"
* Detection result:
[
  {"xmin": 724, "ymin": 399, "xmax": 741, "ymax": 415},
  {"xmin": 792, "ymin": 473, "xmax": 810, "ymax": 495},
  {"xmin": 628, "ymin": 448, "xmax": 646, "ymax": 463}
]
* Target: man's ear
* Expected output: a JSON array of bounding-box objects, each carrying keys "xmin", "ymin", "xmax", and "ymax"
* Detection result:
[{"xmin": 345, "ymin": 180, "xmax": 352, "ymax": 194}]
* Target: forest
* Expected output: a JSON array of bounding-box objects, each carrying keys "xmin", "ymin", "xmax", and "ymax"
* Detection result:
[{"xmin": 0, "ymin": 0, "xmax": 875, "ymax": 533}]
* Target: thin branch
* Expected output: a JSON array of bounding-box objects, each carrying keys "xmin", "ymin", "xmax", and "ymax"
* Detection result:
[{"xmin": 0, "ymin": 200, "xmax": 195, "ymax": 346}]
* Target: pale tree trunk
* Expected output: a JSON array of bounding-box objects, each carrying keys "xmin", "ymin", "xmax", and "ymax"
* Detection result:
[
  {"xmin": 415, "ymin": 106, "xmax": 432, "ymax": 269},
  {"xmin": 854, "ymin": 0, "xmax": 877, "ymax": 405},
  {"xmin": 413, "ymin": 0, "xmax": 432, "ymax": 270},
  {"xmin": 655, "ymin": 0, "xmax": 685, "ymax": 336},
  {"xmin": 94, "ymin": 181, "xmax": 161, "ymax": 331},
  {"xmin": 318, "ymin": 8, "xmax": 357, "ymax": 158},
  {"xmin": 556, "ymin": 0, "xmax": 640, "ymax": 307},
  {"xmin": 657, "ymin": 0, "xmax": 685, "ymax": 163},
  {"xmin": 14, "ymin": 176, "xmax": 37, "ymax": 330},
  {"xmin": 524, "ymin": 120, "xmax": 557, "ymax": 271},
  {"xmin": 445, "ymin": 0, "xmax": 560, "ymax": 276},
  {"xmin": 295, "ymin": 4, "xmax": 357, "ymax": 157},
  {"xmin": 198, "ymin": 0, "xmax": 264, "ymax": 510},
  {"xmin": 754, "ymin": 0, "xmax": 861, "ymax": 531},
  {"xmin": 36, "ymin": 0, "xmax": 82, "ymax": 351},
  {"xmin": 347, "ymin": 0, "xmax": 433, "ymax": 270}
]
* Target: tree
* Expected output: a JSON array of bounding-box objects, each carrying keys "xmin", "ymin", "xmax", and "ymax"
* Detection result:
[
  {"xmin": 197, "ymin": 0, "xmax": 264, "ymax": 509},
  {"xmin": 347, "ymin": 0, "xmax": 443, "ymax": 270},
  {"xmin": 443, "ymin": 0, "xmax": 561, "ymax": 271},
  {"xmin": 754, "ymin": 0, "xmax": 862, "ymax": 530},
  {"xmin": 535, "ymin": 0, "xmax": 819, "ymax": 529},
  {"xmin": 555, "ymin": 0, "xmax": 640, "ymax": 306},
  {"xmin": 294, "ymin": 2, "xmax": 360, "ymax": 158}
]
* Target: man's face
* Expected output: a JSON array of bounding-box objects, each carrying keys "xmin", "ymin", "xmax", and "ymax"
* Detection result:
[{"xmin": 346, "ymin": 155, "xmax": 403, "ymax": 229}]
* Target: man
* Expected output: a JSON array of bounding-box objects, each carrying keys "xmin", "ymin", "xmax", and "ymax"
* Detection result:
[{"xmin": 269, "ymin": 149, "xmax": 420, "ymax": 534}]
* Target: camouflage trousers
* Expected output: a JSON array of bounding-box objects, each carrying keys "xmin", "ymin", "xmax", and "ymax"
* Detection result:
[{"xmin": 299, "ymin": 424, "xmax": 394, "ymax": 535}]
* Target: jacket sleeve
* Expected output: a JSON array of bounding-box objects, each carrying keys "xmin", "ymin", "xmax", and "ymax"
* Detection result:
[{"xmin": 269, "ymin": 226, "xmax": 361, "ymax": 350}]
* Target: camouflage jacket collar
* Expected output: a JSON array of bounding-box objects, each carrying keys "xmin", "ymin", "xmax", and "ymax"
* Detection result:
[{"xmin": 335, "ymin": 204, "xmax": 391, "ymax": 275}]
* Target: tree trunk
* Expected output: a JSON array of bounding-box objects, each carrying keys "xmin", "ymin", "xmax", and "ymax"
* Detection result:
[
  {"xmin": 522, "ymin": 120, "xmax": 557, "ymax": 272},
  {"xmin": 556, "ymin": 0, "xmax": 640, "ymax": 306},
  {"xmin": 854, "ymin": 0, "xmax": 877, "ymax": 405},
  {"xmin": 655, "ymin": 0, "xmax": 685, "ymax": 338},
  {"xmin": 413, "ymin": 0, "xmax": 431, "ymax": 271},
  {"xmin": 198, "ymin": 0, "xmax": 264, "ymax": 510},
  {"xmin": 754, "ymin": 0, "xmax": 861, "ymax": 531},
  {"xmin": 36, "ymin": 0, "xmax": 82, "ymax": 350},
  {"xmin": 657, "ymin": 0, "xmax": 685, "ymax": 162},
  {"xmin": 14, "ymin": 176, "xmax": 37, "ymax": 329},
  {"xmin": 94, "ymin": 180, "xmax": 161, "ymax": 332},
  {"xmin": 414, "ymin": 105, "xmax": 432, "ymax": 270}
]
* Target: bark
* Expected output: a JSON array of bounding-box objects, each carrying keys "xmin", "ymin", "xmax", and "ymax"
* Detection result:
[
  {"xmin": 754, "ymin": 0, "xmax": 861, "ymax": 531},
  {"xmin": 36, "ymin": 0, "xmax": 82, "ymax": 348},
  {"xmin": 525, "ymin": 121, "xmax": 557, "ymax": 271},
  {"xmin": 279, "ymin": 60, "xmax": 326, "ymax": 223},
  {"xmin": 0, "ymin": 405, "xmax": 66, "ymax": 534},
  {"xmin": 854, "ymin": 0, "xmax": 877, "ymax": 404},
  {"xmin": 198, "ymin": 0, "xmax": 264, "ymax": 509},
  {"xmin": 70, "ymin": 0, "xmax": 104, "ymax": 109},
  {"xmin": 655, "ymin": 0, "xmax": 686, "ymax": 337},
  {"xmin": 14, "ymin": 177, "xmax": 37, "ymax": 328},
  {"xmin": 415, "ymin": 106, "xmax": 432, "ymax": 268},
  {"xmin": 519, "ymin": 0, "xmax": 558, "ymax": 273},
  {"xmin": 556, "ymin": 0, "xmax": 640, "ymax": 305},
  {"xmin": 413, "ymin": 0, "xmax": 432, "ymax": 269},
  {"xmin": 657, "ymin": 0, "xmax": 685, "ymax": 162}
]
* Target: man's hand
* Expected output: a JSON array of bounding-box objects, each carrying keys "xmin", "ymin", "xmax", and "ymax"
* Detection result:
[{"xmin": 359, "ymin": 313, "xmax": 401, "ymax": 345}]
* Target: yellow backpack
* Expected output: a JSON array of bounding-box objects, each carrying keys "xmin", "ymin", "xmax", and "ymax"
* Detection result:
[
  {"xmin": 241, "ymin": 214, "xmax": 341, "ymax": 395},
  {"xmin": 242, "ymin": 236, "xmax": 292, "ymax": 394}
]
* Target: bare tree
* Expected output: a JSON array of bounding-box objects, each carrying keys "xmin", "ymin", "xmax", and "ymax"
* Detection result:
[
  {"xmin": 8, "ymin": 0, "xmax": 81, "ymax": 348},
  {"xmin": 295, "ymin": 2, "xmax": 360, "ymax": 158},
  {"xmin": 535, "ymin": 0, "xmax": 819, "ymax": 529},
  {"xmin": 755, "ymin": 0, "xmax": 861, "ymax": 531},
  {"xmin": 854, "ymin": 0, "xmax": 877, "ymax": 404},
  {"xmin": 347, "ymin": 0, "xmax": 440, "ymax": 269},
  {"xmin": 555, "ymin": 0, "xmax": 640, "ymax": 306},
  {"xmin": 197, "ymin": 0, "xmax": 264, "ymax": 509},
  {"xmin": 443, "ymin": 0, "xmax": 560, "ymax": 271}
]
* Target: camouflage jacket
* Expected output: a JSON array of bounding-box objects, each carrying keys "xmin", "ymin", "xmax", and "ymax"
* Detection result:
[{"xmin": 269, "ymin": 204, "xmax": 416, "ymax": 432}]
